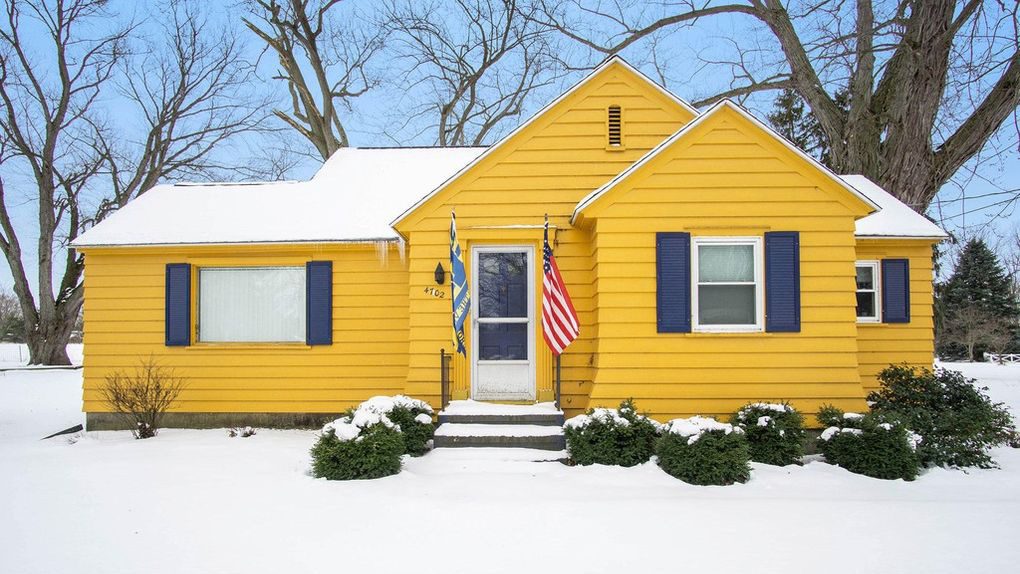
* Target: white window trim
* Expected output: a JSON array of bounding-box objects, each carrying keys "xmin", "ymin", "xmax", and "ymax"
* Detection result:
[
  {"xmin": 691, "ymin": 236, "xmax": 764, "ymax": 333},
  {"xmin": 856, "ymin": 260, "xmax": 881, "ymax": 323}
]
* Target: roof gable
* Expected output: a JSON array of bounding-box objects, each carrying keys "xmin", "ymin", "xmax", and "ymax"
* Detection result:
[
  {"xmin": 390, "ymin": 56, "xmax": 698, "ymax": 233},
  {"xmin": 572, "ymin": 100, "xmax": 881, "ymax": 224}
]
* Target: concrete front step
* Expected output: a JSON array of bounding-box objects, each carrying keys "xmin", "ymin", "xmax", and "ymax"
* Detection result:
[
  {"xmin": 437, "ymin": 412, "xmax": 564, "ymax": 426},
  {"xmin": 433, "ymin": 423, "xmax": 566, "ymax": 451},
  {"xmin": 437, "ymin": 400, "xmax": 564, "ymax": 426}
]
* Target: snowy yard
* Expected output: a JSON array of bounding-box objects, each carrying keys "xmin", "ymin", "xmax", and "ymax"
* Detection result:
[{"xmin": 1, "ymin": 363, "xmax": 1019, "ymax": 573}]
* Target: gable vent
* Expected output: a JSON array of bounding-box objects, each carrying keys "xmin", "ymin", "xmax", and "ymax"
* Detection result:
[{"xmin": 608, "ymin": 105, "xmax": 622, "ymax": 147}]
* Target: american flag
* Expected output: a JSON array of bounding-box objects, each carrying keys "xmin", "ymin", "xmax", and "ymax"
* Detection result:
[{"xmin": 542, "ymin": 216, "xmax": 579, "ymax": 355}]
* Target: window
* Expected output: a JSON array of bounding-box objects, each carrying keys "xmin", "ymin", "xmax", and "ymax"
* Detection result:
[
  {"xmin": 608, "ymin": 105, "xmax": 622, "ymax": 147},
  {"xmin": 855, "ymin": 261, "xmax": 880, "ymax": 322},
  {"xmin": 198, "ymin": 267, "xmax": 306, "ymax": 343},
  {"xmin": 692, "ymin": 237, "xmax": 763, "ymax": 331}
]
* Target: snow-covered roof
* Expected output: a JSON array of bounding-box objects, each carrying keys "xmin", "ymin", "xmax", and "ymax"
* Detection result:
[
  {"xmin": 71, "ymin": 147, "xmax": 486, "ymax": 247},
  {"xmin": 841, "ymin": 175, "xmax": 948, "ymax": 239}
]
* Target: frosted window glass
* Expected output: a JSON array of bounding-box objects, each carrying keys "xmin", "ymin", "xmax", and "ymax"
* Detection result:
[
  {"xmin": 199, "ymin": 267, "xmax": 306, "ymax": 343},
  {"xmin": 699, "ymin": 245, "xmax": 754, "ymax": 282},
  {"xmin": 699, "ymin": 285, "xmax": 756, "ymax": 325}
]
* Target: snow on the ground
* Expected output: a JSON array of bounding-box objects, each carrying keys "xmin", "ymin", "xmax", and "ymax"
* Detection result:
[
  {"xmin": 440, "ymin": 399, "xmax": 561, "ymax": 415},
  {"xmin": 2, "ymin": 363, "xmax": 1019, "ymax": 573},
  {"xmin": 0, "ymin": 343, "xmax": 83, "ymax": 369},
  {"xmin": 434, "ymin": 423, "xmax": 564, "ymax": 437}
]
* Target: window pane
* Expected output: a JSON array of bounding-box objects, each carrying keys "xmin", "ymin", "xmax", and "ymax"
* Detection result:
[
  {"xmin": 698, "ymin": 284, "xmax": 756, "ymax": 325},
  {"xmin": 199, "ymin": 267, "xmax": 306, "ymax": 342},
  {"xmin": 478, "ymin": 323, "xmax": 528, "ymax": 360},
  {"xmin": 699, "ymin": 244, "xmax": 754, "ymax": 283},
  {"xmin": 856, "ymin": 266, "xmax": 875, "ymax": 290},
  {"xmin": 478, "ymin": 252, "xmax": 528, "ymax": 318},
  {"xmin": 856, "ymin": 292, "xmax": 877, "ymax": 318}
]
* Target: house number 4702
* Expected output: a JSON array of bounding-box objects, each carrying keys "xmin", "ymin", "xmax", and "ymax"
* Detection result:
[{"xmin": 424, "ymin": 287, "xmax": 445, "ymax": 298}]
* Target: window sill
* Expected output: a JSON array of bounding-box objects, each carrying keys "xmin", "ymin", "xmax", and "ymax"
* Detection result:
[
  {"xmin": 856, "ymin": 320, "xmax": 883, "ymax": 326},
  {"xmin": 692, "ymin": 327, "xmax": 765, "ymax": 335},
  {"xmin": 605, "ymin": 145, "xmax": 627, "ymax": 152},
  {"xmin": 187, "ymin": 343, "xmax": 313, "ymax": 350}
]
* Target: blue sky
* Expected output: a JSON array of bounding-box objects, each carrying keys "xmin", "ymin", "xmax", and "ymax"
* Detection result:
[{"xmin": 1, "ymin": 0, "xmax": 1017, "ymax": 293}]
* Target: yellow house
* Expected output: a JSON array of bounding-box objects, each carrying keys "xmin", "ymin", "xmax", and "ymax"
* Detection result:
[{"xmin": 72, "ymin": 57, "xmax": 947, "ymax": 429}]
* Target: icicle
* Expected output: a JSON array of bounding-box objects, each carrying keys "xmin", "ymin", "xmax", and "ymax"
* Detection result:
[
  {"xmin": 374, "ymin": 240, "xmax": 389, "ymax": 267},
  {"xmin": 396, "ymin": 236, "xmax": 406, "ymax": 264}
]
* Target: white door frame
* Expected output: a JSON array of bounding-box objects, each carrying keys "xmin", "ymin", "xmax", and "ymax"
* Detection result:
[{"xmin": 470, "ymin": 245, "xmax": 536, "ymax": 401}]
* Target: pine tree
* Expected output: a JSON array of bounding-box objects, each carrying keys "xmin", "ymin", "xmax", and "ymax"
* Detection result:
[
  {"xmin": 937, "ymin": 238, "xmax": 1020, "ymax": 359},
  {"xmin": 766, "ymin": 88, "xmax": 847, "ymax": 169}
]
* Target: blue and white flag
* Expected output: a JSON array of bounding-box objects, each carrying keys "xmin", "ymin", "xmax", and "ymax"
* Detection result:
[{"xmin": 450, "ymin": 211, "xmax": 470, "ymax": 356}]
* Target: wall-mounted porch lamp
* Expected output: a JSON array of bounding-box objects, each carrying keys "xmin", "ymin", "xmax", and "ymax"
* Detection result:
[{"xmin": 434, "ymin": 262, "xmax": 446, "ymax": 285}]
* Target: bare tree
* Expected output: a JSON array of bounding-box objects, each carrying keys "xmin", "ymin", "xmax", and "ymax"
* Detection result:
[
  {"xmin": 0, "ymin": 287, "xmax": 23, "ymax": 342},
  {"xmin": 384, "ymin": 0, "xmax": 560, "ymax": 146},
  {"xmin": 0, "ymin": 0, "xmax": 263, "ymax": 364},
  {"xmin": 244, "ymin": 0, "xmax": 383, "ymax": 159},
  {"xmin": 941, "ymin": 304, "xmax": 1012, "ymax": 361},
  {"xmin": 535, "ymin": 0, "xmax": 1020, "ymax": 212}
]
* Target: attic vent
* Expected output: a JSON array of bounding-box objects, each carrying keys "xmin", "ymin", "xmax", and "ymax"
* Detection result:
[{"xmin": 608, "ymin": 105, "xmax": 622, "ymax": 147}]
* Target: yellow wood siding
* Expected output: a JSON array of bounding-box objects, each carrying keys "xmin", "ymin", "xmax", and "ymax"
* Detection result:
[
  {"xmin": 855, "ymin": 239, "xmax": 937, "ymax": 392},
  {"xmin": 584, "ymin": 107, "xmax": 871, "ymax": 422},
  {"xmin": 397, "ymin": 62, "xmax": 695, "ymax": 417},
  {"xmin": 81, "ymin": 243, "xmax": 409, "ymax": 414}
]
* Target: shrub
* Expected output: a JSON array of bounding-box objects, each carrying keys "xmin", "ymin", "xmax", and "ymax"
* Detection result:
[
  {"xmin": 656, "ymin": 417, "xmax": 750, "ymax": 485},
  {"xmin": 310, "ymin": 423, "xmax": 405, "ymax": 481},
  {"xmin": 730, "ymin": 402, "xmax": 805, "ymax": 466},
  {"xmin": 101, "ymin": 357, "xmax": 185, "ymax": 439},
  {"xmin": 310, "ymin": 395, "xmax": 435, "ymax": 480},
  {"xmin": 563, "ymin": 399, "xmax": 662, "ymax": 466},
  {"xmin": 384, "ymin": 396, "xmax": 435, "ymax": 456},
  {"xmin": 816, "ymin": 404, "xmax": 845, "ymax": 427},
  {"xmin": 868, "ymin": 365, "xmax": 1016, "ymax": 468},
  {"xmin": 816, "ymin": 407, "xmax": 921, "ymax": 481}
]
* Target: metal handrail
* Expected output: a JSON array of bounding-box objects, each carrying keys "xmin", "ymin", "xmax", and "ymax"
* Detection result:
[{"xmin": 440, "ymin": 348, "xmax": 451, "ymax": 409}]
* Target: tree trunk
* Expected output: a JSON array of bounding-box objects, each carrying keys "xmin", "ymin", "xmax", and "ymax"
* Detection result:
[{"xmin": 26, "ymin": 316, "xmax": 75, "ymax": 366}]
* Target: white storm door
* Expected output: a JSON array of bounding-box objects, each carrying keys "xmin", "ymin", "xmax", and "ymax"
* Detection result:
[{"xmin": 471, "ymin": 246, "xmax": 535, "ymax": 401}]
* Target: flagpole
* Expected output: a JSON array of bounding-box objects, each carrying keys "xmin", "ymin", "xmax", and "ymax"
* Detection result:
[{"xmin": 555, "ymin": 354, "xmax": 561, "ymax": 410}]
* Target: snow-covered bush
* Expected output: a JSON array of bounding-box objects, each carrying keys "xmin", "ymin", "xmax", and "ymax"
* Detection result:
[
  {"xmin": 228, "ymin": 426, "xmax": 256, "ymax": 438},
  {"xmin": 868, "ymin": 365, "xmax": 1016, "ymax": 468},
  {"xmin": 311, "ymin": 423, "xmax": 404, "ymax": 481},
  {"xmin": 730, "ymin": 402, "xmax": 805, "ymax": 466},
  {"xmin": 563, "ymin": 399, "xmax": 662, "ymax": 467},
  {"xmin": 372, "ymin": 395, "xmax": 435, "ymax": 456},
  {"xmin": 656, "ymin": 416, "xmax": 750, "ymax": 485},
  {"xmin": 816, "ymin": 406, "xmax": 921, "ymax": 481},
  {"xmin": 310, "ymin": 395, "xmax": 434, "ymax": 480}
]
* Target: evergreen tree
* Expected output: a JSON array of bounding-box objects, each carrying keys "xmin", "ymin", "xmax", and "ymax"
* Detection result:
[
  {"xmin": 937, "ymin": 238, "xmax": 1020, "ymax": 359},
  {"xmin": 766, "ymin": 88, "xmax": 847, "ymax": 169}
]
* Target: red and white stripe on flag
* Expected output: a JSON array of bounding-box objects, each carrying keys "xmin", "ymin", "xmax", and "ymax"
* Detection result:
[{"xmin": 542, "ymin": 220, "xmax": 579, "ymax": 355}]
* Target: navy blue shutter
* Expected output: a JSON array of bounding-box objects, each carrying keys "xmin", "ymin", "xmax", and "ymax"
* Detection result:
[
  {"xmin": 165, "ymin": 264, "xmax": 191, "ymax": 346},
  {"xmin": 306, "ymin": 261, "xmax": 333, "ymax": 345},
  {"xmin": 656, "ymin": 232, "xmax": 691, "ymax": 333},
  {"xmin": 765, "ymin": 232, "xmax": 801, "ymax": 332},
  {"xmin": 882, "ymin": 258, "xmax": 910, "ymax": 323}
]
